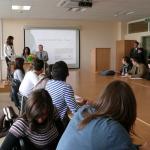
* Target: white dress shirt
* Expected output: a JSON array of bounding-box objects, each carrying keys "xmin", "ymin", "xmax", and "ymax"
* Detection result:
[
  {"xmin": 4, "ymin": 44, "xmax": 15, "ymax": 61},
  {"xmin": 19, "ymin": 71, "xmax": 40, "ymax": 97}
]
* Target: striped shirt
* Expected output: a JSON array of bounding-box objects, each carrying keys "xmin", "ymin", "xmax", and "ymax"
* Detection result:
[
  {"xmin": 45, "ymin": 79, "xmax": 79, "ymax": 119},
  {"xmin": 9, "ymin": 118, "xmax": 59, "ymax": 149}
]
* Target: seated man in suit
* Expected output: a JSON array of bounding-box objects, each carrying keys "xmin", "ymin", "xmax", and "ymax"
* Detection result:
[{"xmin": 127, "ymin": 57, "xmax": 148, "ymax": 78}]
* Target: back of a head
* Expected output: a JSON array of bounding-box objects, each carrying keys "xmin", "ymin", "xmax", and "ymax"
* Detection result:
[
  {"xmin": 52, "ymin": 61, "xmax": 69, "ymax": 81},
  {"xmin": 24, "ymin": 89, "xmax": 54, "ymax": 130},
  {"xmin": 14, "ymin": 57, "xmax": 25, "ymax": 74},
  {"xmin": 32, "ymin": 58, "xmax": 44, "ymax": 71},
  {"xmin": 96, "ymin": 80, "xmax": 137, "ymax": 132},
  {"xmin": 80, "ymin": 80, "xmax": 136, "ymax": 133}
]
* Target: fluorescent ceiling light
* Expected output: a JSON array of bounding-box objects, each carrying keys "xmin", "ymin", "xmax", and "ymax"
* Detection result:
[
  {"xmin": 114, "ymin": 10, "xmax": 135, "ymax": 17},
  {"xmin": 12, "ymin": 5, "xmax": 31, "ymax": 11},
  {"xmin": 22, "ymin": 6, "xmax": 31, "ymax": 10}
]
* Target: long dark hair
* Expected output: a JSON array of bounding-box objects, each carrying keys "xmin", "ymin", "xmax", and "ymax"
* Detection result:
[
  {"xmin": 14, "ymin": 58, "xmax": 25, "ymax": 75},
  {"xmin": 22, "ymin": 47, "xmax": 30, "ymax": 56},
  {"xmin": 79, "ymin": 80, "xmax": 137, "ymax": 134},
  {"xmin": 23, "ymin": 89, "xmax": 55, "ymax": 131},
  {"xmin": 6, "ymin": 36, "xmax": 14, "ymax": 46},
  {"xmin": 32, "ymin": 58, "xmax": 44, "ymax": 71}
]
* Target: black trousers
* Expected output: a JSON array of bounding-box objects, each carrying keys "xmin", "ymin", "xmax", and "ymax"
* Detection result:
[{"xmin": 5, "ymin": 57, "xmax": 11, "ymax": 80}]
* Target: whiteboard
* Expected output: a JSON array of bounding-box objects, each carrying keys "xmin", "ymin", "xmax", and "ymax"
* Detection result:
[{"xmin": 24, "ymin": 28, "xmax": 80, "ymax": 68}]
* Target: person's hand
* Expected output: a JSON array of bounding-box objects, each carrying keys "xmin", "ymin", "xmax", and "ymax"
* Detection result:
[
  {"xmin": 76, "ymin": 98, "xmax": 88, "ymax": 106},
  {"xmin": 139, "ymin": 142, "xmax": 150, "ymax": 150},
  {"xmin": 39, "ymin": 73, "xmax": 45, "ymax": 80},
  {"xmin": 126, "ymin": 74, "xmax": 131, "ymax": 78},
  {"xmin": 124, "ymin": 73, "xmax": 128, "ymax": 77}
]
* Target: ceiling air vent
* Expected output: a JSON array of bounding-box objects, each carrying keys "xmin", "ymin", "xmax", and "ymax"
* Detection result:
[{"xmin": 128, "ymin": 20, "xmax": 148, "ymax": 34}]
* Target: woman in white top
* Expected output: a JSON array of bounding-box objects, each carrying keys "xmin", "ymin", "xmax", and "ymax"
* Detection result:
[
  {"xmin": 4, "ymin": 36, "xmax": 15, "ymax": 80},
  {"xmin": 13, "ymin": 57, "xmax": 25, "ymax": 82}
]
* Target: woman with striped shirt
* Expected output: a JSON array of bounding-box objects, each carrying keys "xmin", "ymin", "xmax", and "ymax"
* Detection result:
[
  {"xmin": 45, "ymin": 61, "xmax": 79, "ymax": 127},
  {"xmin": 1, "ymin": 89, "xmax": 63, "ymax": 150}
]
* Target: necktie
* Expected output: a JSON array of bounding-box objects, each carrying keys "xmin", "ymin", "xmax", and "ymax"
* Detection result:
[{"xmin": 40, "ymin": 52, "xmax": 42, "ymax": 60}]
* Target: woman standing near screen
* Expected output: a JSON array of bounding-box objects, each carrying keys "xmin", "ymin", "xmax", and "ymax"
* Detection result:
[{"xmin": 4, "ymin": 36, "xmax": 15, "ymax": 80}]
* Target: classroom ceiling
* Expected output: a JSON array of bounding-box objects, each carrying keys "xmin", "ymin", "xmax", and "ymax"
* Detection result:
[{"xmin": 0, "ymin": 0, "xmax": 150, "ymax": 21}]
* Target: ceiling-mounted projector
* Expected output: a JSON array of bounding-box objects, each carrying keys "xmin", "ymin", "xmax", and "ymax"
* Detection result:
[
  {"xmin": 79, "ymin": 1, "xmax": 92, "ymax": 7},
  {"xmin": 57, "ymin": 0, "xmax": 92, "ymax": 8}
]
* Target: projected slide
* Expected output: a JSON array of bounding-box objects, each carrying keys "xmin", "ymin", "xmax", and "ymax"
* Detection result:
[{"xmin": 24, "ymin": 28, "xmax": 80, "ymax": 68}]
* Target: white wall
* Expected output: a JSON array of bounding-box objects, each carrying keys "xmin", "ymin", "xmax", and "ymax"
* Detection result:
[
  {"xmin": 1, "ymin": 19, "xmax": 121, "ymax": 79},
  {"xmin": 0, "ymin": 19, "xmax": 3, "ymax": 81}
]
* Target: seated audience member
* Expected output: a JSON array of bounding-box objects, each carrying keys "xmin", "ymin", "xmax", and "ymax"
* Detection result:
[
  {"xmin": 127, "ymin": 57, "xmax": 148, "ymax": 78},
  {"xmin": 45, "ymin": 61, "xmax": 79, "ymax": 127},
  {"xmin": 1, "ymin": 89, "xmax": 63, "ymax": 150},
  {"xmin": 33, "ymin": 64, "xmax": 53, "ymax": 90},
  {"xmin": 19, "ymin": 58, "xmax": 44, "ymax": 98},
  {"xmin": 120, "ymin": 56, "xmax": 132, "ymax": 76},
  {"xmin": 22, "ymin": 47, "xmax": 31, "ymax": 61},
  {"xmin": 13, "ymin": 57, "xmax": 25, "ymax": 82},
  {"xmin": 56, "ymin": 80, "xmax": 149, "ymax": 150}
]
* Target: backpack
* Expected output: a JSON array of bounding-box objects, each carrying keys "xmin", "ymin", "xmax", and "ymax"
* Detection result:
[
  {"xmin": 100, "ymin": 70, "xmax": 115, "ymax": 76},
  {"xmin": 0, "ymin": 106, "xmax": 18, "ymax": 138}
]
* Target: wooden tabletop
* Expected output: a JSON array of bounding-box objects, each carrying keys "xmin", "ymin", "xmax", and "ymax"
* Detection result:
[{"xmin": 67, "ymin": 70, "xmax": 150, "ymax": 144}]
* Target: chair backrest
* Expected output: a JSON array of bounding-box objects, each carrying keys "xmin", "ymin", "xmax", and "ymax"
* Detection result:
[
  {"xmin": 10, "ymin": 79, "xmax": 21, "ymax": 108},
  {"xmin": 17, "ymin": 93, "xmax": 28, "ymax": 115}
]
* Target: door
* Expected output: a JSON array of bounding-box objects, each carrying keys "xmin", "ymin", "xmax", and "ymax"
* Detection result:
[{"xmin": 142, "ymin": 36, "xmax": 150, "ymax": 58}]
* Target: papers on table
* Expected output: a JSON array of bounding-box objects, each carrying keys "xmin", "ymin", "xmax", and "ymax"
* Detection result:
[
  {"xmin": 75, "ymin": 95, "xmax": 81, "ymax": 102},
  {"xmin": 130, "ymin": 77, "xmax": 143, "ymax": 80}
]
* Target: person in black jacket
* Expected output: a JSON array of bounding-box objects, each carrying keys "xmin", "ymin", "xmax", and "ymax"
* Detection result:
[{"xmin": 129, "ymin": 41, "xmax": 147, "ymax": 65}]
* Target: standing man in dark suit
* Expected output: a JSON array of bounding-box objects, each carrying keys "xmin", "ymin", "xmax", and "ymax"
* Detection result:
[{"xmin": 129, "ymin": 41, "xmax": 147, "ymax": 65}]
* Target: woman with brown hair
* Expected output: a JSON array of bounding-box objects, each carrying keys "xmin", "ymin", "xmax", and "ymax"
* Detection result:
[
  {"xmin": 22, "ymin": 47, "xmax": 31, "ymax": 61},
  {"xmin": 13, "ymin": 57, "xmax": 25, "ymax": 82},
  {"xmin": 1, "ymin": 89, "xmax": 63, "ymax": 150},
  {"xmin": 4, "ymin": 36, "xmax": 15, "ymax": 80},
  {"xmin": 57, "ymin": 80, "xmax": 149, "ymax": 150}
]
